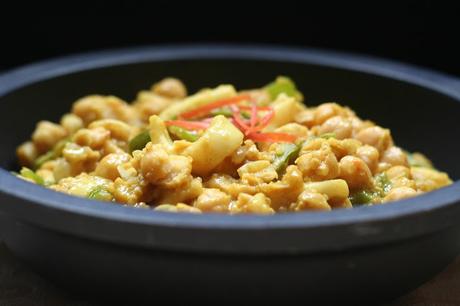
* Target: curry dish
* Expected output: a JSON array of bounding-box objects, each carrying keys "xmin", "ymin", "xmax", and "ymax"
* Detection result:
[{"xmin": 16, "ymin": 77, "xmax": 452, "ymax": 214}]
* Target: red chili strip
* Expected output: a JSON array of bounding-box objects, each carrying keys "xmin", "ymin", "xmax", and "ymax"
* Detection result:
[
  {"xmin": 250, "ymin": 108, "xmax": 275, "ymax": 133},
  {"xmin": 200, "ymin": 118, "xmax": 213, "ymax": 124},
  {"xmin": 247, "ymin": 132, "xmax": 297, "ymax": 143},
  {"xmin": 238, "ymin": 105, "xmax": 272, "ymax": 111},
  {"xmin": 230, "ymin": 105, "xmax": 250, "ymax": 131},
  {"xmin": 246, "ymin": 101, "xmax": 259, "ymax": 135}
]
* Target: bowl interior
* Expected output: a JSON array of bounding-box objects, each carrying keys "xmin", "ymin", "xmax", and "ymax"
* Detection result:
[{"xmin": 1, "ymin": 57, "xmax": 459, "ymax": 179}]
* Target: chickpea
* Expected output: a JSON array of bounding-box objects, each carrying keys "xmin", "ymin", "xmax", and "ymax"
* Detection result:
[
  {"xmin": 36, "ymin": 168, "xmax": 55, "ymax": 185},
  {"xmin": 350, "ymin": 118, "xmax": 375, "ymax": 136},
  {"xmin": 355, "ymin": 145, "xmax": 380, "ymax": 174},
  {"xmin": 409, "ymin": 152, "xmax": 433, "ymax": 168},
  {"xmin": 152, "ymin": 78, "xmax": 187, "ymax": 99},
  {"xmin": 176, "ymin": 203, "xmax": 201, "ymax": 213},
  {"xmin": 338, "ymin": 155, "xmax": 373, "ymax": 190},
  {"xmin": 300, "ymin": 138, "xmax": 324, "ymax": 154},
  {"xmin": 156, "ymin": 177, "xmax": 203, "ymax": 205},
  {"xmin": 62, "ymin": 143, "xmax": 101, "ymax": 174},
  {"xmin": 72, "ymin": 127, "xmax": 110, "ymax": 149},
  {"xmin": 383, "ymin": 187, "xmax": 417, "ymax": 202},
  {"xmin": 328, "ymin": 138, "xmax": 361, "ymax": 160},
  {"xmin": 205, "ymin": 173, "xmax": 257, "ymax": 199},
  {"xmin": 50, "ymin": 173, "xmax": 114, "ymax": 200},
  {"xmin": 275, "ymin": 123, "xmax": 309, "ymax": 140},
  {"xmin": 32, "ymin": 121, "xmax": 68, "ymax": 153},
  {"xmin": 381, "ymin": 146, "xmax": 408, "ymax": 167},
  {"xmin": 314, "ymin": 103, "xmax": 347, "ymax": 125},
  {"xmin": 259, "ymin": 165, "xmax": 304, "ymax": 210},
  {"xmin": 237, "ymin": 160, "xmax": 278, "ymax": 185},
  {"xmin": 355, "ymin": 126, "xmax": 392, "ymax": 153},
  {"xmin": 40, "ymin": 160, "xmax": 57, "ymax": 171},
  {"xmin": 194, "ymin": 188, "xmax": 231, "ymax": 213},
  {"xmin": 232, "ymin": 193, "xmax": 274, "ymax": 214},
  {"xmin": 16, "ymin": 141, "xmax": 38, "ymax": 167},
  {"xmin": 53, "ymin": 158, "xmax": 72, "ymax": 181},
  {"xmin": 385, "ymin": 165, "xmax": 411, "ymax": 180},
  {"xmin": 72, "ymin": 95, "xmax": 138, "ymax": 125},
  {"xmin": 292, "ymin": 191, "xmax": 331, "ymax": 211},
  {"xmin": 60, "ymin": 113, "xmax": 84, "ymax": 134},
  {"xmin": 411, "ymin": 167, "xmax": 452, "ymax": 192},
  {"xmin": 113, "ymin": 176, "xmax": 150, "ymax": 205},
  {"xmin": 140, "ymin": 144, "xmax": 192, "ymax": 189},
  {"xmin": 318, "ymin": 116, "xmax": 353, "ymax": 139},
  {"xmin": 295, "ymin": 109, "xmax": 316, "ymax": 128},
  {"xmin": 296, "ymin": 143, "xmax": 339, "ymax": 181},
  {"xmin": 376, "ymin": 162, "xmax": 392, "ymax": 173},
  {"xmin": 231, "ymin": 140, "xmax": 263, "ymax": 165},
  {"xmin": 133, "ymin": 91, "xmax": 175, "ymax": 122},
  {"xmin": 101, "ymin": 139, "xmax": 127, "ymax": 156},
  {"xmin": 88, "ymin": 119, "xmax": 133, "ymax": 142},
  {"xmin": 94, "ymin": 153, "xmax": 131, "ymax": 181},
  {"xmin": 385, "ymin": 165, "xmax": 416, "ymax": 189}
]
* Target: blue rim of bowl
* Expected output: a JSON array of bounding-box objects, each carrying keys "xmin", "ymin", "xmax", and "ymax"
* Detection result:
[{"xmin": 1, "ymin": 44, "xmax": 459, "ymax": 254}]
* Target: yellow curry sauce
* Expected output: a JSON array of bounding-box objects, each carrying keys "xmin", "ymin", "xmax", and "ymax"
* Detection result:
[{"xmin": 16, "ymin": 77, "xmax": 452, "ymax": 214}]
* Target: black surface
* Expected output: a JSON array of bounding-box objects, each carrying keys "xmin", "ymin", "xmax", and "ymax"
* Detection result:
[
  {"xmin": 1, "ymin": 3, "xmax": 460, "ymax": 76},
  {"xmin": 1, "ymin": 45, "xmax": 460, "ymax": 304}
]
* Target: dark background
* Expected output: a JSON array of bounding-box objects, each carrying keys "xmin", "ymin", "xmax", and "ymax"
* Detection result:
[{"xmin": 0, "ymin": 2, "xmax": 459, "ymax": 77}]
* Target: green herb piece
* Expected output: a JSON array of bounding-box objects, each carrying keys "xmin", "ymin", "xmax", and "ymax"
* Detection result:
[
  {"xmin": 129, "ymin": 131, "xmax": 151, "ymax": 153},
  {"xmin": 19, "ymin": 167, "xmax": 44, "ymax": 185},
  {"xmin": 34, "ymin": 150, "xmax": 55, "ymax": 169},
  {"xmin": 33, "ymin": 138, "xmax": 70, "ymax": 169},
  {"xmin": 53, "ymin": 138, "xmax": 69, "ymax": 155},
  {"xmin": 319, "ymin": 133, "xmax": 336, "ymax": 139},
  {"xmin": 272, "ymin": 143, "xmax": 301, "ymax": 174},
  {"xmin": 375, "ymin": 173, "xmax": 392, "ymax": 195},
  {"xmin": 168, "ymin": 126, "xmax": 200, "ymax": 142},
  {"xmin": 264, "ymin": 76, "xmax": 302, "ymax": 101},
  {"xmin": 241, "ymin": 111, "xmax": 251, "ymax": 119},
  {"xmin": 349, "ymin": 190, "xmax": 378, "ymax": 205},
  {"xmin": 350, "ymin": 174, "xmax": 391, "ymax": 205}
]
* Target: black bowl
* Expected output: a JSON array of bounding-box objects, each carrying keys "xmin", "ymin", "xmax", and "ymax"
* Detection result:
[{"xmin": 1, "ymin": 45, "xmax": 460, "ymax": 305}]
